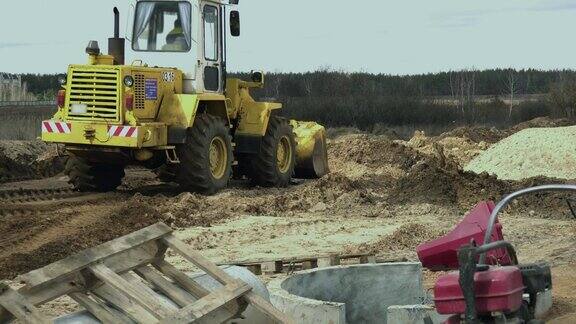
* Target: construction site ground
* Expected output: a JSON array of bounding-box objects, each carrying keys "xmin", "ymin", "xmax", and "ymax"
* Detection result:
[{"xmin": 1, "ymin": 117, "xmax": 576, "ymax": 322}]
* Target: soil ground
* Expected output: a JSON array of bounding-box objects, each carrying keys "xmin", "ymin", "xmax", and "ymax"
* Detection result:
[{"xmin": 1, "ymin": 118, "xmax": 575, "ymax": 321}]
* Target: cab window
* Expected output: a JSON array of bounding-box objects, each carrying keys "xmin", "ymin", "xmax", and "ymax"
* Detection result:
[
  {"xmin": 132, "ymin": 1, "xmax": 192, "ymax": 52},
  {"xmin": 203, "ymin": 5, "xmax": 218, "ymax": 61}
]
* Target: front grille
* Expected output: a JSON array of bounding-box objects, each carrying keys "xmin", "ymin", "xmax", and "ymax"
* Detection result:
[
  {"xmin": 134, "ymin": 74, "xmax": 145, "ymax": 110},
  {"xmin": 67, "ymin": 67, "xmax": 120, "ymax": 121}
]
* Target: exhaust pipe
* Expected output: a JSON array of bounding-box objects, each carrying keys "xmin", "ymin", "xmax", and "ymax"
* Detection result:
[{"xmin": 108, "ymin": 7, "xmax": 125, "ymax": 65}]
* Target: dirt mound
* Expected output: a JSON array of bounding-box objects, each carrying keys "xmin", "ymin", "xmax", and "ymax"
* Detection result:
[
  {"xmin": 438, "ymin": 126, "xmax": 505, "ymax": 144},
  {"xmin": 389, "ymin": 154, "xmax": 512, "ymax": 208},
  {"xmin": 0, "ymin": 140, "xmax": 66, "ymax": 182},
  {"xmin": 330, "ymin": 134, "xmax": 423, "ymax": 171},
  {"xmin": 508, "ymin": 117, "xmax": 572, "ymax": 135},
  {"xmin": 403, "ymin": 131, "xmax": 489, "ymax": 167},
  {"xmin": 157, "ymin": 192, "xmax": 236, "ymax": 228},
  {"xmin": 233, "ymin": 172, "xmax": 385, "ymax": 217}
]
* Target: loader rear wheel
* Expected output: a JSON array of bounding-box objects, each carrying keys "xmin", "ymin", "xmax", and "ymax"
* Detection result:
[
  {"xmin": 249, "ymin": 117, "xmax": 296, "ymax": 187},
  {"xmin": 65, "ymin": 156, "xmax": 125, "ymax": 192},
  {"xmin": 176, "ymin": 114, "xmax": 233, "ymax": 195}
]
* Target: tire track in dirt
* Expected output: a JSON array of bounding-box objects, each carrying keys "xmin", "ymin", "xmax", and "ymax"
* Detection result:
[
  {"xmin": 0, "ymin": 192, "xmax": 124, "ymax": 260},
  {"xmin": 0, "ymin": 187, "xmax": 84, "ymax": 204}
]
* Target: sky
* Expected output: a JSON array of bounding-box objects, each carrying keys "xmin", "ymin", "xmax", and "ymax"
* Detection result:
[{"xmin": 0, "ymin": 0, "xmax": 575, "ymax": 75}]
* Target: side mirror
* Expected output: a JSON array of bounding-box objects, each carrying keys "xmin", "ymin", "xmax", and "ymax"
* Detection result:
[
  {"xmin": 251, "ymin": 71, "xmax": 264, "ymax": 84},
  {"xmin": 230, "ymin": 11, "xmax": 240, "ymax": 37}
]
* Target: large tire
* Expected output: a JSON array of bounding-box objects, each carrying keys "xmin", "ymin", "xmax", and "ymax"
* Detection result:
[
  {"xmin": 249, "ymin": 117, "xmax": 296, "ymax": 187},
  {"xmin": 176, "ymin": 114, "xmax": 233, "ymax": 195},
  {"xmin": 65, "ymin": 156, "xmax": 125, "ymax": 192}
]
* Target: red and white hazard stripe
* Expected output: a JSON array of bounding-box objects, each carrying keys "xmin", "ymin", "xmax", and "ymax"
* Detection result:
[
  {"xmin": 42, "ymin": 121, "xmax": 72, "ymax": 134},
  {"xmin": 108, "ymin": 125, "xmax": 138, "ymax": 138}
]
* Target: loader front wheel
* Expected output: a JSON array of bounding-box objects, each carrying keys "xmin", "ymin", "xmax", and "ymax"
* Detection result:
[
  {"xmin": 176, "ymin": 114, "xmax": 233, "ymax": 195},
  {"xmin": 249, "ymin": 117, "xmax": 296, "ymax": 187},
  {"xmin": 65, "ymin": 156, "xmax": 125, "ymax": 192}
]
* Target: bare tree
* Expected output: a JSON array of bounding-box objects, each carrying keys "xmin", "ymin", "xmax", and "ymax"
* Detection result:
[
  {"xmin": 503, "ymin": 69, "xmax": 520, "ymax": 119},
  {"xmin": 449, "ymin": 69, "xmax": 477, "ymax": 122}
]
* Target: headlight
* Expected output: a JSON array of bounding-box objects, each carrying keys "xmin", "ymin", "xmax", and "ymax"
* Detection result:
[{"xmin": 123, "ymin": 76, "xmax": 134, "ymax": 87}]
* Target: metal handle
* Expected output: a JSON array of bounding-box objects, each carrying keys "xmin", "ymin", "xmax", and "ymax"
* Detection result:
[{"xmin": 479, "ymin": 184, "xmax": 576, "ymax": 264}]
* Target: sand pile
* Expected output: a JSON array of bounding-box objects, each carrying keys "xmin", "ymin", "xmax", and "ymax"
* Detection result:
[
  {"xmin": 0, "ymin": 140, "xmax": 66, "ymax": 182},
  {"xmin": 465, "ymin": 126, "xmax": 576, "ymax": 181}
]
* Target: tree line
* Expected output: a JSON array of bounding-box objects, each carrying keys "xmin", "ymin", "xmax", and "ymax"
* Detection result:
[{"xmin": 14, "ymin": 69, "xmax": 576, "ymax": 130}]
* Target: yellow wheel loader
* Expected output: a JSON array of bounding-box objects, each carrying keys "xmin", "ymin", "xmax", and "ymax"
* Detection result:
[{"xmin": 41, "ymin": 0, "xmax": 329, "ymax": 194}]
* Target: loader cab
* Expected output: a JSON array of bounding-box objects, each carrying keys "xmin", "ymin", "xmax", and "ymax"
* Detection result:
[{"xmin": 129, "ymin": 0, "xmax": 239, "ymax": 94}]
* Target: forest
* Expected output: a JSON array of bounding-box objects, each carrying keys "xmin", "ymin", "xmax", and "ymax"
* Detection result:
[{"xmin": 13, "ymin": 68, "xmax": 576, "ymax": 135}]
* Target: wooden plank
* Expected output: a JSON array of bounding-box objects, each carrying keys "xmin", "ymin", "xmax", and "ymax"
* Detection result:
[
  {"xmin": 0, "ymin": 274, "xmax": 81, "ymax": 323},
  {"xmin": 152, "ymin": 261, "xmax": 239, "ymax": 321},
  {"xmin": 161, "ymin": 235, "xmax": 236, "ymax": 285},
  {"xmin": 318, "ymin": 256, "xmax": 341, "ymax": 268},
  {"xmin": 69, "ymin": 292, "xmax": 133, "ymax": 324},
  {"xmin": 245, "ymin": 264, "xmax": 262, "ymax": 275},
  {"xmin": 135, "ymin": 266, "xmax": 197, "ymax": 307},
  {"xmin": 15, "ymin": 242, "xmax": 159, "ymax": 309},
  {"xmin": 90, "ymin": 263, "xmax": 172, "ymax": 319},
  {"xmin": 261, "ymin": 261, "xmax": 283, "ymax": 274},
  {"xmin": 93, "ymin": 284, "xmax": 159, "ymax": 323},
  {"xmin": 121, "ymin": 272, "xmax": 178, "ymax": 312},
  {"xmin": 243, "ymin": 292, "xmax": 296, "ymax": 324},
  {"xmin": 359, "ymin": 255, "xmax": 377, "ymax": 264},
  {"xmin": 161, "ymin": 235, "xmax": 294, "ymax": 323},
  {"xmin": 221, "ymin": 252, "xmax": 373, "ymax": 266},
  {"xmin": 20, "ymin": 223, "xmax": 172, "ymax": 286},
  {"xmin": 302, "ymin": 260, "xmax": 318, "ymax": 270},
  {"xmin": 153, "ymin": 260, "xmax": 211, "ymax": 298},
  {"xmin": 159, "ymin": 279, "xmax": 251, "ymax": 324},
  {"xmin": 0, "ymin": 283, "xmax": 50, "ymax": 324}
]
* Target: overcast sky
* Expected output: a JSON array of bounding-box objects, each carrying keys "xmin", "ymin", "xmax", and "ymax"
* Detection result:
[{"xmin": 1, "ymin": 0, "xmax": 575, "ymax": 75}]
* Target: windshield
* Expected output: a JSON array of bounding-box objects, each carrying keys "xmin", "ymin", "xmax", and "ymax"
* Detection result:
[{"xmin": 132, "ymin": 1, "xmax": 192, "ymax": 52}]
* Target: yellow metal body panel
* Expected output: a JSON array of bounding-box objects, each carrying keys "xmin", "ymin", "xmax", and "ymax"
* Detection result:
[
  {"xmin": 41, "ymin": 121, "xmax": 167, "ymax": 148},
  {"xmin": 226, "ymin": 78, "xmax": 281, "ymax": 136},
  {"xmin": 157, "ymin": 94, "xmax": 199, "ymax": 128},
  {"xmin": 125, "ymin": 66, "xmax": 183, "ymax": 121}
]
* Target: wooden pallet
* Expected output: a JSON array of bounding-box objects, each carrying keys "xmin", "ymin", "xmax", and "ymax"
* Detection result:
[
  {"xmin": 225, "ymin": 253, "xmax": 377, "ymax": 275},
  {"xmin": 0, "ymin": 222, "xmax": 293, "ymax": 324}
]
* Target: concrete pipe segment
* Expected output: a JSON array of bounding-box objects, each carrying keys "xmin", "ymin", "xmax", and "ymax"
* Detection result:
[{"xmin": 268, "ymin": 262, "xmax": 445, "ymax": 324}]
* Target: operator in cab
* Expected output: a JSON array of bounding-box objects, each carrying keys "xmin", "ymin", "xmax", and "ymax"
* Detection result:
[{"xmin": 162, "ymin": 19, "xmax": 187, "ymax": 51}]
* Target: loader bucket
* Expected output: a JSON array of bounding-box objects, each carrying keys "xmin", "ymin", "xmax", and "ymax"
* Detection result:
[{"xmin": 291, "ymin": 120, "xmax": 330, "ymax": 179}]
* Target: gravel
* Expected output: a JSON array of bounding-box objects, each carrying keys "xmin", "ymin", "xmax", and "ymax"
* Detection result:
[{"xmin": 465, "ymin": 126, "xmax": 576, "ymax": 180}]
